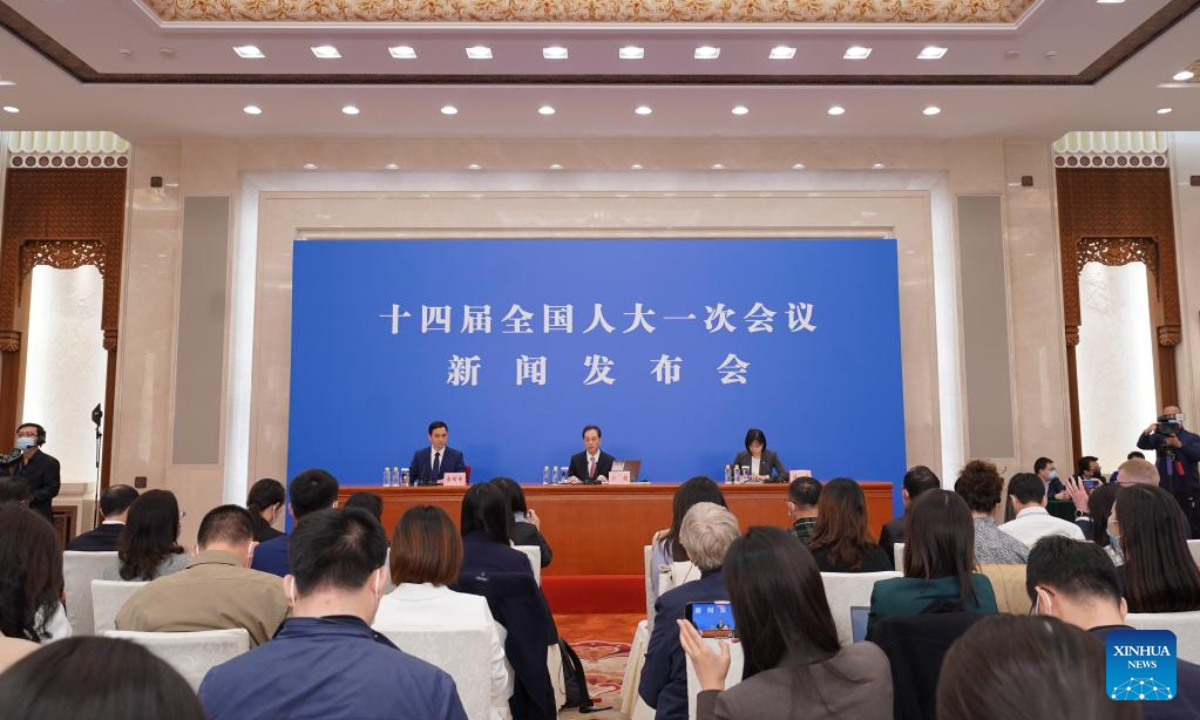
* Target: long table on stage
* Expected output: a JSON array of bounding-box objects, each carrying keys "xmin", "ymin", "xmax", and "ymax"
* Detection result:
[{"xmin": 341, "ymin": 482, "xmax": 894, "ymax": 577}]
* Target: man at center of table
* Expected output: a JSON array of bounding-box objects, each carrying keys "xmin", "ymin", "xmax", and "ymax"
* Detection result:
[
  {"xmin": 567, "ymin": 425, "xmax": 614, "ymax": 484},
  {"xmin": 409, "ymin": 420, "xmax": 466, "ymax": 486}
]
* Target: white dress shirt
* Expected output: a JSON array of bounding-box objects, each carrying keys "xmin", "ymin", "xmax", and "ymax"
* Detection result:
[
  {"xmin": 750, "ymin": 456, "xmax": 761, "ymax": 477},
  {"xmin": 373, "ymin": 582, "xmax": 512, "ymax": 720},
  {"xmin": 999, "ymin": 506, "xmax": 1086, "ymax": 547}
]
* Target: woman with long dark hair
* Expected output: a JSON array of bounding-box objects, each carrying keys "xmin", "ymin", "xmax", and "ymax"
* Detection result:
[
  {"xmin": 110, "ymin": 489, "xmax": 186, "ymax": 581},
  {"xmin": 808, "ymin": 478, "xmax": 891, "ymax": 572},
  {"xmin": 869, "ymin": 490, "xmax": 998, "ymax": 627},
  {"xmin": 1111, "ymin": 484, "xmax": 1200, "ymax": 613},
  {"xmin": 0, "ymin": 503, "xmax": 69, "ymax": 643},
  {"xmin": 678, "ymin": 526, "xmax": 891, "ymax": 719},
  {"xmin": 491, "ymin": 477, "xmax": 553, "ymax": 567},
  {"xmin": 651, "ymin": 476, "xmax": 727, "ymax": 598},
  {"xmin": 246, "ymin": 478, "xmax": 286, "ymax": 542}
]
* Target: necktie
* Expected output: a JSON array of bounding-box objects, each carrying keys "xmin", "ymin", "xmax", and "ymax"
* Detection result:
[
  {"xmin": 589, "ymin": 457, "xmax": 596, "ymax": 479},
  {"xmin": 433, "ymin": 452, "xmax": 441, "ymax": 478}
]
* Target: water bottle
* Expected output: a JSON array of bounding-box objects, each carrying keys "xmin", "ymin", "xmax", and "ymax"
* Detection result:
[
  {"xmin": 393, "ymin": 467, "xmax": 401, "ymax": 488},
  {"xmin": 742, "ymin": 465, "xmax": 751, "ymax": 482},
  {"xmin": 552, "ymin": 466, "xmax": 561, "ymax": 484},
  {"xmin": 401, "ymin": 468, "xmax": 411, "ymax": 487},
  {"xmin": 382, "ymin": 467, "xmax": 392, "ymax": 488},
  {"xmin": 723, "ymin": 465, "xmax": 731, "ymax": 484},
  {"xmin": 543, "ymin": 466, "xmax": 550, "ymax": 485}
]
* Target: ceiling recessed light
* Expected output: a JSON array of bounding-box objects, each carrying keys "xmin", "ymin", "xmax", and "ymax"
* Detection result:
[
  {"xmin": 233, "ymin": 45, "xmax": 264, "ymax": 59},
  {"xmin": 538, "ymin": 105, "xmax": 556, "ymax": 116},
  {"xmin": 770, "ymin": 46, "xmax": 797, "ymax": 60},
  {"xmin": 543, "ymin": 46, "xmax": 568, "ymax": 60},
  {"xmin": 466, "ymin": 46, "xmax": 493, "ymax": 60},
  {"xmin": 2, "ymin": 105, "xmax": 18, "ymax": 114},
  {"xmin": 302, "ymin": 163, "xmax": 317, "ymax": 170},
  {"xmin": 341, "ymin": 105, "xmax": 360, "ymax": 115},
  {"xmin": 1157, "ymin": 107, "xmax": 1173, "ymax": 115},
  {"xmin": 843, "ymin": 46, "xmax": 872, "ymax": 60},
  {"xmin": 311, "ymin": 45, "xmax": 341, "ymax": 59},
  {"xmin": 711, "ymin": 163, "xmax": 725, "ymax": 170},
  {"xmin": 1096, "ymin": 0, "xmax": 1125, "ymax": 4},
  {"xmin": 467, "ymin": 163, "xmax": 482, "ymax": 170},
  {"xmin": 441, "ymin": 105, "xmax": 459, "ymax": 115},
  {"xmin": 694, "ymin": 46, "xmax": 721, "ymax": 60},
  {"xmin": 619, "ymin": 46, "xmax": 645, "ymax": 60},
  {"xmin": 243, "ymin": 105, "xmax": 262, "ymax": 115},
  {"xmin": 827, "ymin": 105, "xmax": 846, "ymax": 116},
  {"xmin": 872, "ymin": 163, "xmax": 886, "ymax": 169},
  {"xmin": 630, "ymin": 164, "xmax": 644, "ymax": 170},
  {"xmin": 732, "ymin": 105, "xmax": 749, "ymax": 116},
  {"xmin": 1173, "ymin": 70, "xmax": 1195, "ymax": 82},
  {"xmin": 923, "ymin": 105, "xmax": 942, "ymax": 116},
  {"xmin": 635, "ymin": 105, "xmax": 653, "ymax": 116},
  {"xmin": 0, "ymin": 80, "xmax": 16, "ymax": 87},
  {"xmin": 385, "ymin": 163, "xmax": 400, "ymax": 170},
  {"xmin": 791, "ymin": 163, "xmax": 806, "ymax": 170},
  {"xmin": 918, "ymin": 46, "xmax": 948, "ymax": 60},
  {"xmin": 549, "ymin": 164, "xmax": 564, "ymax": 170},
  {"xmin": 389, "ymin": 46, "xmax": 417, "ymax": 59}
]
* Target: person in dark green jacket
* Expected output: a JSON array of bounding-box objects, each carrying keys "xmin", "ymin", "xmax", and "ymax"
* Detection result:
[{"xmin": 869, "ymin": 490, "xmax": 998, "ymax": 632}]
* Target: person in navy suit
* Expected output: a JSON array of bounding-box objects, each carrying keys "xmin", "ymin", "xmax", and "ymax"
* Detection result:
[
  {"xmin": 410, "ymin": 421, "xmax": 466, "ymax": 486},
  {"xmin": 68, "ymin": 485, "xmax": 140, "ymax": 552}
]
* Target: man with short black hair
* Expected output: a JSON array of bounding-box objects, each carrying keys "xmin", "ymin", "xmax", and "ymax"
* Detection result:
[
  {"xmin": 1, "ymin": 422, "xmax": 60, "ymax": 524},
  {"xmin": 1034, "ymin": 457, "xmax": 1065, "ymax": 500},
  {"xmin": 879, "ymin": 465, "xmax": 940, "ymax": 565},
  {"xmin": 199, "ymin": 508, "xmax": 467, "ymax": 720},
  {"xmin": 568, "ymin": 425, "xmax": 614, "ymax": 484},
  {"xmin": 116, "ymin": 505, "xmax": 287, "ymax": 646},
  {"xmin": 344, "ymin": 491, "xmax": 384, "ymax": 524},
  {"xmin": 251, "ymin": 468, "xmax": 339, "ymax": 577},
  {"xmin": 1027, "ymin": 536, "xmax": 1200, "ymax": 720},
  {"xmin": 409, "ymin": 421, "xmax": 466, "ymax": 486},
  {"xmin": 999, "ymin": 473, "xmax": 1084, "ymax": 546},
  {"xmin": 68, "ymin": 485, "xmax": 140, "ymax": 551},
  {"xmin": 786, "ymin": 477, "xmax": 821, "ymax": 545}
]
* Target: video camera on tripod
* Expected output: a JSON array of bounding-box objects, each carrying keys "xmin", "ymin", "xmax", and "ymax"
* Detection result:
[{"xmin": 1157, "ymin": 413, "xmax": 1184, "ymax": 453}]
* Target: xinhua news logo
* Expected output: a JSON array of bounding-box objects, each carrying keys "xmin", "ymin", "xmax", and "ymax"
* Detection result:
[{"xmin": 1106, "ymin": 629, "xmax": 1178, "ymax": 701}]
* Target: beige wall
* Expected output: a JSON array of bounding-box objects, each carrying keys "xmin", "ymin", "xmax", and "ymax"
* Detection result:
[
  {"xmin": 112, "ymin": 138, "xmax": 1072, "ymax": 545},
  {"xmin": 1171, "ymin": 132, "xmax": 1200, "ymax": 421}
]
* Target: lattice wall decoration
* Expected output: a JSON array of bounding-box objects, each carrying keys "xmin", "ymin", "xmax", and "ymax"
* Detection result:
[
  {"xmin": 1076, "ymin": 237, "xmax": 1158, "ymax": 279},
  {"xmin": 1053, "ymin": 131, "xmax": 1169, "ymax": 169},
  {"xmin": 19, "ymin": 240, "xmax": 107, "ymax": 280},
  {"xmin": 6, "ymin": 131, "xmax": 130, "ymax": 170}
]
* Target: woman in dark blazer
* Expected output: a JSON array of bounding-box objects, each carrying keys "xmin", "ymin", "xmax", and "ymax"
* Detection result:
[
  {"xmin": 491, "ymin": 477, "xmax": 553, "ymax": 567},
  {"xmin": 731, "ymin": 428, "xmax": 787, "ymax": 482}
]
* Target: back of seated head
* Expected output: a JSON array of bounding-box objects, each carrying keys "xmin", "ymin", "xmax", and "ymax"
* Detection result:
[
  {"xmin": 1025, "ymin": 535, "xmax": 1121, "ymax": 606},
  {"xmin": 902, "ymin": 465, "xmax": 940, "ymax": 500},
  {"xmin": 679, "ymin": 501, "xmax": 739, "ymax": 572},
  {"xmin": 197, "ymin": 505, "xmax": 255, "ymax": 549},
  {"xmin": 1086, "ymin": 484, "xmax": 1119, "ymax": 546},
  {"xmin": 903, "ymin": 490, "xmax": 978, "ymax": 607},
  {"xmin": 489, "ymin": 477, "xmax": 527, "ymax": 515},
  {"xmin": 787, "ymin": 476, "xmax": 821, "ymax": 508},
  {"xmin": 1115, "ymin": 458, "xmax": 1157, "ymax": 486},
  {"xmin": 1115, "ymin": 483, "xmax": 1200, "ymax": 613},
  {"xmin": 343, "ymin": 491, "xmax": 384, "ymax": 523},
  {"xmin": 118, "ymin": 489, "xmax": 183, "ymax": 582},
  {"xmin": 0, "ymin": 503, "xmax": 62, "ymax": 641},
  {"xmin": 1006, "ymin": 473, "xmax": 1045, "ymax": 506},
  {"xmin": 390, "ymin": 505, "xmax": 461, "ymax": 586},
  {"xmin": 809, "ymin": 478, "xmax": 879, "ymax": 569},
  {"xmin": 0, "ymin": 476, "xmax": 31, "ymax": 504},
  {"xmin": 289, "ymin": 508, "xmax": 387, "ymax": 595},
  {"xmin": 460, "ymin": 482, "xmax": 510, "ymax": 544},
  {"xmin": 954, "ymin": 459, "xmax": 1003, "ymax": 513},
  {"xmin": 288, "ymin": 469, "xmax": 339, "ymax": 520},
  {"xmin": 100, "ymin": 485, "xmax": 139, "ymax": 519},
  {"xmin": 937, "ymin": 616, "xmax": 1139, "ymax": 720},
  {"xmin": 0, "ymin": 636, "xmax": 207, "ymax": 720},
  {"xmin": 665, "ymin": 476, "xmax": 727, "ymax": 557},
  {"xmin": 1127, "ymin": 451, "xmax": 1145, "ymax": 461}
]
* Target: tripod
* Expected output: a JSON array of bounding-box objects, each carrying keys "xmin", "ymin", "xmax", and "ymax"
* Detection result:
[{"xmin": 92, "ymin": 403, "xmax": 103, "ymax": 528}]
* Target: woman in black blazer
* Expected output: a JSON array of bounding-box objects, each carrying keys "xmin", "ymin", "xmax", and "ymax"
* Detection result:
[{"xmin": 731, "ymin": 428, "xmax": 787, "ymax": 482}]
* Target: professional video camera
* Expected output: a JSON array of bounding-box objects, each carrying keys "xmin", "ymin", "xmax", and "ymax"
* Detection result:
[{"xmin": 1158, "ymin": 414, "xmax": 1183, "ymax": 437}]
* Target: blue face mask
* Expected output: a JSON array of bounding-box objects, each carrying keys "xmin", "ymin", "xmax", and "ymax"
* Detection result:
[
  {"xmin": 15, "ymin": 436, "xmax": 36, "ymax": 451},
  {"xmin": 1108, "ymin": 529, "xmax": 1122, "ymax": 552},
  {"xmin": 1048, "ymin": 470, "xmax": 1058, "ymax": 480}
]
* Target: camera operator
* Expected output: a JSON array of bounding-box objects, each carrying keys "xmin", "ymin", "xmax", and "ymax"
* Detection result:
[{"xmin": 1137, "ymin": 405, "xmax": 1200, "ymax": 538}]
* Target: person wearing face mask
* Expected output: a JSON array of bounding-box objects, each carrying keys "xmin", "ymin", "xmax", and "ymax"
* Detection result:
[
  {"xmin": 1137, "ymin": 404, "xmax": 1200, "ymax": 538},
  {"xmin": 1033, "ymin": 457, "xmax": 1065, "ymax": 500},
  {"xmin": 1, "ymin": 423, "xmax": 60, "ymax": 525},
  {"xmin": 199, "ymin": 507, "xmax": 467, "ymax": 720},
  {"xmin": 115, "ymin": 505, "xmax": 286, "ymax": 647},
  {"xmin": 1071, "ymin": 455, "xmax": 1105, "ymax": 491}
]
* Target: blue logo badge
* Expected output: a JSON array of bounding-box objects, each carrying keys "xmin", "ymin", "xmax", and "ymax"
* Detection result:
[{"xmin": 1106, "ymin": 629, "xmax": 1177, "ymax": 701}]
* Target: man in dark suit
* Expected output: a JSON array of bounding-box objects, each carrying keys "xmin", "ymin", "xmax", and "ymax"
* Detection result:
[
  {"xmin": 1034, "ymin": 456, "xmax": 1065, "ymax": 500},
  {"xmin": 567, "ymin": 425, "xmax": 614, "ymax": 484},
  {"xmin": 409, "ymin": 420, "xmax": 466, "ymax": 486},
  {"xmin": 68, "ymin": 484, "xmax": 140, "ymax": 551},
  {"xmin": 1, "ymin": 423, "xmax": 61, "ymax": 525},
  {"xmin": 879, "ymin": 465, "xmax": 940, "ymax": 567}
]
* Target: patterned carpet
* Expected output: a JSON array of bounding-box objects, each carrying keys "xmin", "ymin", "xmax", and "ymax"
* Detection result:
[{"xmin": 557, "ymin": 613, "xmax": 642, "ymax": 720}]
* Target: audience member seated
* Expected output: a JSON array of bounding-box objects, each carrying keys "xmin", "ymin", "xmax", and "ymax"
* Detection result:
[
  {"xmin": 251, "ymin": 468, "xmax": 339, "ymax": 577},
  {"xmin": 1110, "ymin": 452, "xmax": 1148, "ymax": 485},
  {"xmin": 1061, "ymin": 479, "xmax": 1120, "ymax": 551},
  {"xmin": 937, "ymin": 615, "xmax": 1139, "ymax": 720},
  {"xmin": 107, "ymin": 489, "xmax": 188, "ymax": 581},
  {"xmin": 954, "ymin": 460, "xmax": 1029, "ymax": 564},
  {"xmin": 0, "ymin": 476, "xmax": 31, "ymax": 505},
  {"xmin": 115, "ymin": 505, "xmax": 288, "ymax": 646},
  {"xmin": 879, "ymin": 465, "xmax": 939, "ymax": 567},
  {"xmin": 344, "ymin": 491, "xmax": 384, "ymax": 524},
  {"xmin": 199, "ymin": 508, "xmax": 467, "ymax": 720},
  {"xmin": 0, "ymin": 503, "xmax": 70, "ymax": 643},
  {"xmin": 808, "ymin": 478, "xmax": 891, "ymax": 573},
  {"xmin": 640, "ymin": 502, "xmax": 739, "ymax": 720},
  {"xmin": 786, "ymin": 476, "xmax": 821, "ymax": 545},
  {"xmin": 1027, "ymin": 535, "xmax": 1200, "ymax": 720},
  {"xmin": 1073, "ymin": 455, "xmax": 1106, "ymax": 488},
  {"xmin": 651, "ymin": 476, "xmax": 727, "ymax": 599},
  {"xmin": 1112, "ymin": 457, "xmax": 1160, "ymax": 488},
  {"xmin": 0, "ymin": 636, "xmax": 208, "ymax": 720},
  {"xmin": 679, "ymin": 526, "xmax": 892, "ymax": 720},
  {"xmin": 492, "ymin": 477, "xmax": 553, "ymax": 567},
  {"xmin": 998, "ymin": 472, "xmax": 1085, "ymax": 545},
  {"xmin": 374, "ymin": 505, "xmax": 511, "ymax": 720},
  {"xmin": 1111, "ymin": 484, "xmax": 1200, "ymax": 614},
  {"xmin": 1035, "ymin": 456, "xmax": 1066, "ymax": 500},
  {"xmin": 67, "ymin": 485, "xmax": 139, "ymax": 552},
  {"xmin": 245, "ymin": 477, "xmax": 286, "ymax": 543},
  {"xmin": 869, "ymin": 490, "xmax": 997, "ymax": 630}
]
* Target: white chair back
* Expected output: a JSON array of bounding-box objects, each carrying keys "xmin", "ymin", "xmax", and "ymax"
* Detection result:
[
  {"xmin": 644, "ymin": 545, "xmax": 655, "ymax": 623},
  {"xmin": 384, "ymin": 547, "xmax": 396, "ymax": 593},
  {"xmin": 514, "ymin": 545, "xmax": 542, "ymax": 586},
  {"xmin": 685, "ymin": 639, "xmax": 745, "ymax": 720},
  {"xmin": 821, "ymin": 571, "xmax": 900, "ymax": 646},
  {"xmin": 63, "ymin": 551, "xmax": 119, "ymax": 635},
  {"xmin": 1125, "ymin": 611, "xmax": 1200, "ymax": 664},
  {"xmin": 1187, "ymin": 540, "xmax": 1200, "ymax": 566},
  {"xmin": 91, "ymin": 579, "xmax": 148, "ymax": 634},
  {"xmin": 378, "ymin": 627, "xmax": 493, "ymax": 720},
  {"xmin": 894, "ymin": 543, "xmax": 905, "ymax": 571},
  {"xmin": 661, "ymin": 561, "xmax": 699, "ymax": 597},
  {"xmin": 104, "ymin": 629, "xmax": 250, "ymax": 690}
]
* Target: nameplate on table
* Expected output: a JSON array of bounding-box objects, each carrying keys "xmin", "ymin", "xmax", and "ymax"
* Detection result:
[
  {"xmin": 442, "ymin": 473, "xmax": 467, "ymax": 487},
  {"xmin": 608, "ymin": 471, "xmax": 631, "ymax": 484},
  {"xmin": 789, "ymin": 470, "xmax": 812, "ymax": 480}
]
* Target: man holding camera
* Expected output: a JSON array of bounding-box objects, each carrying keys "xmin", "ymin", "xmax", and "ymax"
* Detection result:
[{"xmin": 1137, "ymin": 405, "xmax": 1200, "ymax": 537}]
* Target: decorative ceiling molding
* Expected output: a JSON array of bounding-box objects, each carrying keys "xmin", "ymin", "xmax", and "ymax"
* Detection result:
[
  {"xmin": 4, "ymin": 131, "xmax": 130, "ymax": 170},
  {"xmin": 1052, "ymin": 131, "xmax": 1169, "ymax": 169},
  {"xmin": 136, "ymin": 0, "xmax": 1038, "ymax": 25}
]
